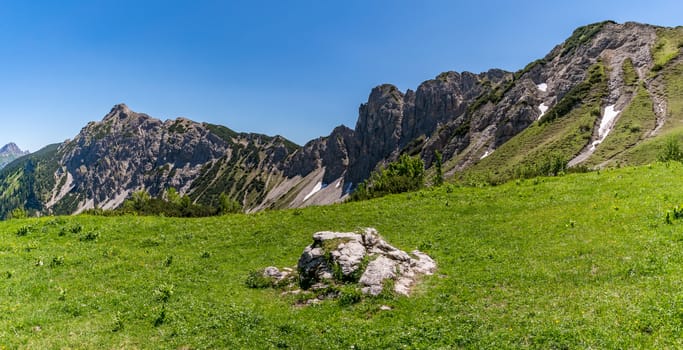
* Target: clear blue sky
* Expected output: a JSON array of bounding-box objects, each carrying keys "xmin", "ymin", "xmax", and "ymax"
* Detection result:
[{"xmin": 0, "ymin": 0, "xmax": 681, "ymax": 152}]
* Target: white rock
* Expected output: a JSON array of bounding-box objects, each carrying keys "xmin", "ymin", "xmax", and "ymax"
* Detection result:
[{"xmin": 411, "ymin": 250, "xmax": 437, "ymax": 275}]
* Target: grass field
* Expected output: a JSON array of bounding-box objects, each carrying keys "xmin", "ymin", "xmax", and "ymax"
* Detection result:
[{"xmin": 3, "ymin": 162, "xmax": 683, "ymax": 348}]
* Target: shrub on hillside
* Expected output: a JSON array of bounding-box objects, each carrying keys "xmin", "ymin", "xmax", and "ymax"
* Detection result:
[
  {"xmin": 658, "ymin": 136, "xmax": 683, "ymax": 162},
  {"xmin": 84, "ymin": 189, "xmax": 242, "ymax": 218},
  {"xmin": 432, "ymin": 150, "xmax": 444, "ymax": 186},
  {"xmin": 511, "ymin": 153, "xmax": 567, "ymax": 180},
  {"xmin": 350, "ymin": 154, "xmax": 425, "ymax": 201}
]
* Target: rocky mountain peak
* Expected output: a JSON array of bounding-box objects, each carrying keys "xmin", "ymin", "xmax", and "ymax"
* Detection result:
[
  {"xmin": 103, "ymin": 103, "xmax": 132, "ymax": 119},
  {"xmin": 101, "ymin": 103, "xmax": 155, "ymax": 129},
  {"xmin": 0, "ymin": 142, "xmax": 29, "ymax": 170},
  {"xmin": 0, "ymin": 142, "xmax": 26, "ymax": 155}
]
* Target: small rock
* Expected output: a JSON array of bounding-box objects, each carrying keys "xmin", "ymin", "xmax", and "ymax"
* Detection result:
[
  {"xmin": 310, "ymin": 282, "xmax": 329, "ymax": 290},
  {"xmin": 264, "ymin": 266, "xmax": 281, "ymax": 277},
  {"xmin": 410, "ymin": 250, "xmax": 437, "ymax": 275},
  {"xmin": 380, "ymin": 305, "xmax": 392, "ymax": 311},
  {"xmin": 394, "ymin": 277, "xmax": 414, "ymax": 296},
  {"xmin": 306, "ymin": 298, "xmax": 321, "ymax": 305},
  {"xmin": 263, "ymin": 266, "xmax": 291, "ymax": 283},
  {"xmin": 281, "ymin": 289, "xmax": 301, "ymax": 296}
]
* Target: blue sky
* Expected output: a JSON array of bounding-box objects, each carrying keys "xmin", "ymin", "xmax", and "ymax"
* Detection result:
[{"xmin": 0, "ymin": 0, "xmax": 681, "ymax": 152}]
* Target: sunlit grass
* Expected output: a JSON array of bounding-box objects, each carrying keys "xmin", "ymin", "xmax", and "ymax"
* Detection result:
[{"xmin": 3, "ymin": 163, "xmax": 683, "ymax": 347}]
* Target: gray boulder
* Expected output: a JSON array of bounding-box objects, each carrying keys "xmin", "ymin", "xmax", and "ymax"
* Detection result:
[{"xmin": 296, "ymin": 228, "xmax": 436, "ymax": 296}]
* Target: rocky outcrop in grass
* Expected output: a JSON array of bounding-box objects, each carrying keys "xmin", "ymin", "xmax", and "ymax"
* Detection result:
[{"xmin": 250, "ymin": 228, "xmax": 436, "ymax": 303}]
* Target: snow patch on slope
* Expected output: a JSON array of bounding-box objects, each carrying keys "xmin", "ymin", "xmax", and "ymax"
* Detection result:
[
  {"xmin": 303, "ymin": 181, "xmax": 323, "ymax": 202},
  {"xmin": 568, "ymin": 104, "xmax": 623, "ymax": 168},
  {"xmin": 537, "ymin": 83, "xmax": 548, "ymax": 92},
  {"xmin": 480, "ymin": 150, "xmax": 493, "ymax": 159},
  {"xmin": 538, "ymin": 103, "xmax": 549, "ymax": 119},
  {"xmin": 590, "ymin": 105, "xmax": 620, "ymax": 151}
]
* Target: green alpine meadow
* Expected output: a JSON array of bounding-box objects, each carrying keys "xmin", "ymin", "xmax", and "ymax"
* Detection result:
[{"xmin": 2, "ymin": 162, "xmax": 683, "ymax": 348}]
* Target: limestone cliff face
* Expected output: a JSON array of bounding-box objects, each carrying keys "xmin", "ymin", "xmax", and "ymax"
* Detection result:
[
  {"xmin": 283, "ymin": 69, "xmax": 510, "ymax": 190},
  {"xmin": 46, "ymin": 104, "xmax": 298, "ymax": 213},
  {"xmin": 429, "ymin": 21, "xmax": 660, "ymax": 171},
  {"xmin": 349, "ymin": 84, "xmax": 406, "ymax": 185},
  {"xmin": 275, "ymin": 21, "xmax": 667, "ymax": 200},
  {"xmin": 58, "ymin": 105, "xmax": 229, "ymax": 209}
]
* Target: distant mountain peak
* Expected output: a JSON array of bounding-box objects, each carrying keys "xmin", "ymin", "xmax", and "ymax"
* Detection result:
[
  {"xmin": 0, "ymin": 142, "xmax": 29, "ymax": 170},
  {"xmin": 0, "ymin": 142, "xmax": 24, "ymax": 154}
]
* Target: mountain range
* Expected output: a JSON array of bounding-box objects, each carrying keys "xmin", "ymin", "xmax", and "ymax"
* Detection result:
[{"xmin": 0, "ymin": 20, "xmax": 682, "ymax": 218}]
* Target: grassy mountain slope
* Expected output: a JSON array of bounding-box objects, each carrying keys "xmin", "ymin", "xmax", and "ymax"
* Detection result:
[
  {"xmin": 457, "ymin": 62, "xmax": 607, "ymax": 183},
  {"xmin": 444, "ymin": 23, "xmax": 683, "ymax": 182},
  {"xmin": 2, "ymin": 163, "xmax": 683, "ymax": 348},
  {"xmin": 0, "ymin": 144, "xmax": 60, "ymax": 216},
  {"xmin": 563, "ymin": 26, "xmax": 683, "ymax": 168},
  {"xmin": 583, "ymin": 86, "xmax": 656, "ymax": 167},
  {"xmin": 593, "ymin": 59, "xmax": 683, "ymax": 167}
]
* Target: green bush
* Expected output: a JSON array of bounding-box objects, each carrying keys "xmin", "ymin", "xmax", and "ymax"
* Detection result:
[
  {"xmin": 665, "ymin": 205, "xmax": 683, "ymax": 224},
  {"xmin": 153, "ymin": 283, "xmax": 174, "ymax": 303},
  {"xmin": 15, "ymin": 225, "xmax": 31, "ymax": 236},
  {"xmin": 50, "ymin": 256, "xmax": 65, "ymax": 267},
  {"xmin": 432, "ymin": 151, "xmax": 444, "ymax": 186},
  {"xmin": 338, "ymin": 286, "xmax": 363, "ymax": 306},
  {"xmin": 351, "ymin": 154, "xmax": 425, "ymax": 201},
  {"xmin": 10, "ymin": 207, "xmax": 27, "ymax": 219},
  {"xmin": 79, "ymin": 231, "xmax": 100, "ymax": 242},
  {"xmin": 658, "ymin": 136, "xmax": 683, "ymax": 162},
  {"xmin": 511, "ymin": 153, "xmax": 568, "ymax": 179},
  {"xmin": 245, "ymin": 270, "xmax": 274, "ymax": 289}
]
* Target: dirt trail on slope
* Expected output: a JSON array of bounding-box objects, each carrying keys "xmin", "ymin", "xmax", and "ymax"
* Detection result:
[{"xmin": 645, "ymin": 75, "xmax": 668, "ymax": 137}]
